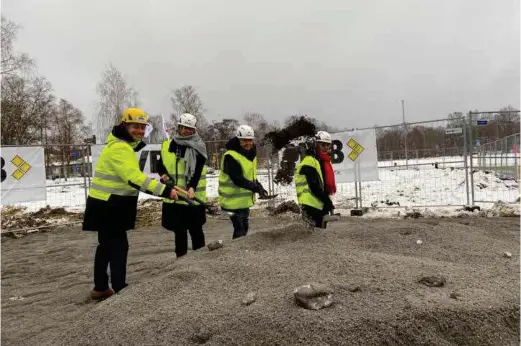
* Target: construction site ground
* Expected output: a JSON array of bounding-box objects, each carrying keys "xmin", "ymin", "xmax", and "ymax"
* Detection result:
[{"xmin": 1, "ymin": 214, "xmax": 519, "ymax": 346}]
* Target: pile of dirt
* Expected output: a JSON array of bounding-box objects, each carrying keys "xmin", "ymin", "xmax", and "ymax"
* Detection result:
[
  {"xmin": 45, "ymin": 218, "xmax": 520, "ymax": 345},
  {"xmin": 263, "ymin": 116, "xmax": 317, "ymax": 185},
  {"xmin": 1, "ymin": 206, "xmax": 83, "ymax": 237},
  {"xmin": 267, "ymin": 200, "xmax": 301, "ymax": 215}
]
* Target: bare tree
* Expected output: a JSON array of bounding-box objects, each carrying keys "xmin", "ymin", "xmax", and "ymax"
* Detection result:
[
  {"xmin": 170, "ymin": 85, "xmax": 209, "ymax": 139},
  {"xmin": 95, "ymin": 63, "xmax": 139, "ymax": 143},
  {"xmin": 1, "ymin": 16, "xmax": 33, "ymax": 77},
  {"xmin": 1, "ymin": 75, "xmax": 55, "ymax": 145},
  {"xmin": 48, "ymin": 99, "xmax": 88, "ymax": 178}
]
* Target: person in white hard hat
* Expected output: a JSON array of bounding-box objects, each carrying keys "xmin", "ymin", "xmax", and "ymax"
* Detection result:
[
  {"xmin": 156, "ymin": 113, "xmax": 208, "ymax": 258},
  {"xmin": 218, "ymin": 124, "xmax": 268, "ymax": 239},
  {"xmin": 293, "ymin": 131, "xmax": 336, "ymax": 228}
]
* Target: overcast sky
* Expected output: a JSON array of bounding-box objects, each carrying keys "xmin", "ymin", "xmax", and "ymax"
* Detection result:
[{"xmin": 3, "ymin": 0, "xmax": 520, "ymax": 128}]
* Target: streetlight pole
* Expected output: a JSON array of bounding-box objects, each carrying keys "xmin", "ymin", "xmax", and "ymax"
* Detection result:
[{"xmin": 402, "ymin": 100, "xmax": 409, "ymax": 169}]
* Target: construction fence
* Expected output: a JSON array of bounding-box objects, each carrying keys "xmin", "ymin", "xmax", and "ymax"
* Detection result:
[{"xmin": 0, "ymin": 110, "xmax": 519, "ymax": 232}]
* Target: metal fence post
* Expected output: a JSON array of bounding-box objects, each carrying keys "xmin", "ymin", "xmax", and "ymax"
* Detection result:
[
  {"xmin": 82, "ymin": 145, "xmax": 88, "ymax": 203},
  {"xmin": 357, "ymin": 162, "xmax": 362, "ymax": 208},
  {"xmin": 468, "ymin": 112, "xmax": 475, "ymax": 205},
  {"xmin": 463, "ymin": 118, "xmax": 470, "ymax": 206}
]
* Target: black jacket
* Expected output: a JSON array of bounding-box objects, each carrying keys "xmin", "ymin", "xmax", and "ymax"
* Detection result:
[
  {"xmin": 299, "ymin": 149, "xmax": 333, "ymax": 209},
  {"xmin": 156, "ymin": 139, "xmax": 206, "ymax": 190},
  {"xmin": 83, "ymin": 124, "xmax": 172, "ymax": 232},
  {"xmin": 222, "ymin": 137, "xmax": 265, "ymax": 193}
]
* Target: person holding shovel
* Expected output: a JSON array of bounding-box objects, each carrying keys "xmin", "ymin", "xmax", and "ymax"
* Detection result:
[
  {"xmin": 218, "ymin": 125, "xmax": 269, "ymax": 239},
  {"xmin": 294, "ymin": 131, "xmax": 336, "ymax": 228},
  {"xmin": 83, "ymin": 108, "xmax": 178, "ymax": 300},
  {"xmin": 157, "ymin": 113, "xmax": 208, "ymax": 258}
]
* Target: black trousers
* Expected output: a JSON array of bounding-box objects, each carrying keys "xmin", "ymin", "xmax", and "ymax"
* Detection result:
[
  {"xmin": 302, "ymin": 205, "xmax": 327, "ymax": 228},
  {"xmin": 94, "ymin": 230, "xmax": 129, "ymax": 293},
  {"xmin": 230, "ymin": 208, "xmax": 250, "ymax": 239},
  {"xmin": 174, "ymin": 226, "xmax": 206, "ymax": 258}
]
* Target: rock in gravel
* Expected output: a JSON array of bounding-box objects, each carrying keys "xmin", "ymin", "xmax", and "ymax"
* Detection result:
[
  {"xmin": 503, "ymin": 252, "xmax": 512, "ymax": 258},
  {"xmin": 241, "ymin": 292, "xmax": 257, "ymax": 306},
  {"xmin": 192, "ymin": 327, "xmax": 211, "ymax": 344},
  {"xmin": 207, "ymin": 240, "xmax": 224, "ymax": 251},
  {"xmin": 347, "ymin": 285, "xmax": 361, "ymax": 293},
  {"xmin": 450, "ymin": 291, "xmax": 462, "ymax": 300},
  {"xmin": 294, "ymin": 283, "xmax": 334, "ymax": 310},
  {"xmin": 419, "ymin": 276, "xmax": 446, "ymax": 287}
]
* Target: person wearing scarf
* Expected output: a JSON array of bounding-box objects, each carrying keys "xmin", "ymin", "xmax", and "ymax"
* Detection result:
[
  {"xmin": 157, "ymin": 113, "xmax": 208, "ymax": 258},
  {"xmin": 295, "ymin": 131, "xmax": 337, "ymax": 228}
]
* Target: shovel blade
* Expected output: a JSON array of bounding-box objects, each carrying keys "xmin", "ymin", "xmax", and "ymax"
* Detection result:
[{"xmin": 258, "ymin": 194, "xmax": 278, "ymax": 200}]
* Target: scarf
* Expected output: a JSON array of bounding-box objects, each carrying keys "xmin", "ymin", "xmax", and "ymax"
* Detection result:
[
  {"xmin": 318, "ymin": 151, "xmax": 336, "ymax": 195},
  {"xmin": 172, "ymin": 133, "xmax": 208, "ymax": 184}
]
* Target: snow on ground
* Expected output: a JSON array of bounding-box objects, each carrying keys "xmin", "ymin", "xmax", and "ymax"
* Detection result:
[{"xmin": 2, "ymin": 156, "xmax": 519, "ymax": 218}]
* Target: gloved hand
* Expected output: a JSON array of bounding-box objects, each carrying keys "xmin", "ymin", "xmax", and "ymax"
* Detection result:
[
  {"xmin": 252, "ymin": 181, "xmax": 267, "ymax": 196},
  {"xmin": 323, "ymin": 198, "xmax": 334, "ymax": 213}
]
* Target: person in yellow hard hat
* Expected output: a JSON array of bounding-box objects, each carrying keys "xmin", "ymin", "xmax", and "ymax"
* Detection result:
[{"xmin": 82, "ymin": 108, "xmax": 179, "ymax": 300}]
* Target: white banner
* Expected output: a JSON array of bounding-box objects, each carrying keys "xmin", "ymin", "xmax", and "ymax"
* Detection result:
[
  {"xmin": 331, "ymin": 129, "xmax": 379, "ymax": 183},
  {"xmin": 91, "ymin": 144, "xmax": 162, "ymax": 178},
  {"xmin": 1, "ymin": 147, "xmax": 47, "ymax": 204},
  {"xmin": 278, "ymin": 129, "xmax": 379, "ymax": 183}
]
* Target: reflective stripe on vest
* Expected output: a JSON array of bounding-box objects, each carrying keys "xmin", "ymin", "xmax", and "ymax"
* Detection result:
[
  {"xmin": 218, "ymin": 150, "xmax": 257, "ymax": 210},
  {"xmin": 294, "ymin": 155, "xmax": 324, "ymax": 209},
  {"xmin": 160, "ymin": 140, "xmax": 207, "ymax": 205},
  {"xmin": 88, "ymin": 137, "xmax": 164, "ymax": 201}
]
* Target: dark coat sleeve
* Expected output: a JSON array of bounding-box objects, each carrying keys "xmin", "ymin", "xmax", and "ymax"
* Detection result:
[
  {"xmin": 223, "ymin": 155, "xmax": 257, "ymax": 191},
  {"xmin": 186, "ymin": 152, "xmax": 206, "ymax": 190},
  {"xmin": 299, "ymin": 166, "xmax": 330, "ymax": 204},
  {"xmin": 156, "ymin": 156, "xmax": 168, "ymax": 177}
]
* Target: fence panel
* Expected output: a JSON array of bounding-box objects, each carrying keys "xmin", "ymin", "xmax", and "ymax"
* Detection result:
[
  {"xmin": 360, "ymin": 117, "xmax": 469, "ymax": 208},
  {"xmin": 469, "ymin": 110, "xmax": 520, "ymax": 204}
]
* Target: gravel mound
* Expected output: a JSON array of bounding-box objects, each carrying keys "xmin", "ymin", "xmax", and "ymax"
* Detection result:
[{"xmin": 45, "ymin": 218, "xmax": 519, "ymax": 345}]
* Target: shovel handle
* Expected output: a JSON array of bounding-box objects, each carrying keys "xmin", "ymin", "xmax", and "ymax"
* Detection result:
[{"xmin": 174, "ymin": 186, "xmax": 211, "ymax": 208}]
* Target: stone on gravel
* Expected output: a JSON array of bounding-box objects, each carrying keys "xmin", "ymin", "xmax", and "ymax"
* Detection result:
[
  {"xmin": 207, "ymin": 240, "xmax": 224, "ymax": 251},
  {"xmin": 192, "ymin": 327, "xmax": 211, "ymax": 344},
  {"xmin": 347, "ymin": 285, "xmax": 361, "ymax": 293},
  {"xmin": 241, "ymin": 292, "xmax": 257, "ymax": 306},
  {"xmin": 503, "ymin": 251, "xmax": 512, "ymax": 258},
  {"xmin": 419, "ymin": 275, "xmax": 446, "ymax": 287},
  {"xmin": 450, "ymin": 291, "xmax": 462, "ymax": 300},
  {"xmin": 293, "ymin": 283, "xmax": 334, "ymax": 310}
]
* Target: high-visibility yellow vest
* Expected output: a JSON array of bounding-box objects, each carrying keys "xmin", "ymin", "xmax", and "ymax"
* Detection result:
[
  {"xmin": 89, "ymin": 133, "xmax": 166, "ymax": 201},
  {"xmin": 218, "ymin": 150, "xmax": 257, "ymax": 210},
  {"xmin": 160, "ymin": 140, "xmax": 207, "ymax": 205},
  {"xmin": 294, "ymin": 155, "xmax": 324, "ymax": 209}
]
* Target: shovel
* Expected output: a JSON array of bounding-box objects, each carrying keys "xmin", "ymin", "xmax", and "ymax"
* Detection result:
[
  {"xmin": 321, "ymin": 210, "xmax": 341, "ymax": 228},
  {"xmin": 173, "ymin": 186, "xmax": 235, "ymax": 217},
  {"xmin": 258, "ymin": 194, "xmax": 278, "ymax": 200}
]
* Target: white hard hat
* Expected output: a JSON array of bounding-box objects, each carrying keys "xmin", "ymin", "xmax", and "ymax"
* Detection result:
[
  {"xmin": 177, "ymin": 113, "xmax": 197, "ymax": 129},
  {"xmin": 315, "ymin": 131, "xmax": 332, "ymax": 144},
  {"xmin": 236, "ymin": 124, "xmax": 255, "ymax": 139}
]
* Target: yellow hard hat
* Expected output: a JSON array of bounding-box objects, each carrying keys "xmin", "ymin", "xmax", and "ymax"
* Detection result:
[{"xmin": 121, "ymin": 108, "xmax": 148, "ymax": 125}]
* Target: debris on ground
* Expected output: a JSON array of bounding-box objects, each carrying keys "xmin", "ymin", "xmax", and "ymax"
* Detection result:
[
  {"xmin": 419, "ymin": 276, "xmax": 447, "ymax": 287},
  {"xmin": 1, "ymin": 205, "xmax": 83, "ymax": 238},
  {"xmin": 293, "ymin": 283, "xmax": 334, "ymax": 310},
  {"xmin": 503, "ymin": 252, "xmax": 512, "ymax": 258},
  {"xmin": 267, "ymin": 200, "xmax": 301, "ymax": 215}
]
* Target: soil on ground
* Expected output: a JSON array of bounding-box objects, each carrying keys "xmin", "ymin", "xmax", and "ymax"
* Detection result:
[{"xmin": 1, "ymin": 215, "xmax": 519, "ymax": 346}]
